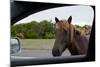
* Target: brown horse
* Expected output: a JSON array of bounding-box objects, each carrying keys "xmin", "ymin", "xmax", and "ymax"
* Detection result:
[{"xmin": 52, "ymin": 16, "xmax": 89, "ymax": 57}]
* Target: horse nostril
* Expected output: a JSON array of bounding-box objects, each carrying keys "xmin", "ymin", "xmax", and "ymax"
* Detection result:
[{"xmin": 52, "ymin": 49, "xmax": 61, "ymax": 57}]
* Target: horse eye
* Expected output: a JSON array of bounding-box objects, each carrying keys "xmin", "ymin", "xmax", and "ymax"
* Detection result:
[
  {"xmin": 64, "ymin": 29, "xmax": 67, "ymax": 34},
  {"xmin": 55, "ymin": 30, "xmax": 57, "ymax": 33}
]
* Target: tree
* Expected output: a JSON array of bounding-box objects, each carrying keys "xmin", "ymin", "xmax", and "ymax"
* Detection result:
[{"xmin": 11, "ymin": 20, "xmax": 55, "ymax": 39}]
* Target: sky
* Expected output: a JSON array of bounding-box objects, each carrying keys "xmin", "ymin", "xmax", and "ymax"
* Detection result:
[{"xmin": 16, "ymin": 6, "xmax": 94, "ymax": 26}]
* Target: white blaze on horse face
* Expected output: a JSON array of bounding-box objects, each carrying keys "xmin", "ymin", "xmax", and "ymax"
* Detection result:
[
  {"xmin": 55, "ymin": 23, "xmax": 60, "ymax": 29},
  {"xmin": 62, "ymin": 21, "xmax": 70, "ymax": 31}
]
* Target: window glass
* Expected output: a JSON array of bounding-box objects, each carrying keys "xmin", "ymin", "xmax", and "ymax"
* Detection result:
[{"xmin": 11, "ymin": 6, "xmax": 94, "ymax": 58}]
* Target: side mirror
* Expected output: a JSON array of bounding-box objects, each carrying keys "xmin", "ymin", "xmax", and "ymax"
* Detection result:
[{"xmin": 10, "ymin": 38, "xmax": 21, "ymax": 54}]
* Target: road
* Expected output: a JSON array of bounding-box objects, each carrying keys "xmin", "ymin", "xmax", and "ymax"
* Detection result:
[
  {"xmin": 11, "ymin": 35, "xmax": 89, "ymax": 58},
  {"xmin": 11, "ymin": 48, "xmax": 71, "ymax": 58}
]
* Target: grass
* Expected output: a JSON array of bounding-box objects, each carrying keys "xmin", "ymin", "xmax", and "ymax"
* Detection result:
[{"xmin": 20, "ymin": 39, "xmax": 55, "ymax": 49}]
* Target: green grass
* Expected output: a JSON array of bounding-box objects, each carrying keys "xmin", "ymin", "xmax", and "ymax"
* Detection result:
[{"xmin": 20, "ymin": 39, "xmax": 55, "ymax": 49}]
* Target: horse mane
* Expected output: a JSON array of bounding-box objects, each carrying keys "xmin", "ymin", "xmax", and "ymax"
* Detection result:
[{"xmin": 71, "ymin": 26, "xmax": 89, "ymax": 54}]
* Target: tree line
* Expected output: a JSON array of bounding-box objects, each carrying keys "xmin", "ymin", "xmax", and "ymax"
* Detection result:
[
  {"xmin": 11, "ymin": 20, "xmax": 91, "ymax": 39},
  {"xmin": 11, "ymin": 20, "xmax": 55, "ymax": 39}
]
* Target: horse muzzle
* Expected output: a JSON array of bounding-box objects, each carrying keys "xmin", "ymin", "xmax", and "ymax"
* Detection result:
[{"xmin": 52, "ymin": 48, "xmax": 62, "ymax": 57}]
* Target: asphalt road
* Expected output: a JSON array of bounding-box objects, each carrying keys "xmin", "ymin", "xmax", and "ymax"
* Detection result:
[{"xmin": 11, "ymin": 48, "xmax": 71, "ymax": 58}]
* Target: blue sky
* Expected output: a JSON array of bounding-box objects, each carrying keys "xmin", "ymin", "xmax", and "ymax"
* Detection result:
[{"xmin": 16, "ymin": 6, "xmax": 94, "ymax": 26}]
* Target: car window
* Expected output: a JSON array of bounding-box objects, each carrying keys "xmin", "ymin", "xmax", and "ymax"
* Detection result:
[{"xmin": 11, "ymin": 6, "xmax": 94, "ymax": 59}]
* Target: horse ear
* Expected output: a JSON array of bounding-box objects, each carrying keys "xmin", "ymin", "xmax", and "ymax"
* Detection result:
[
  {"xmin": 55, "ymin": 17, "xmax": 59, "ymax": 22},
  {"xmin": 67, "ymin": 16, "xmax": 72, "ymax": 24}
]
